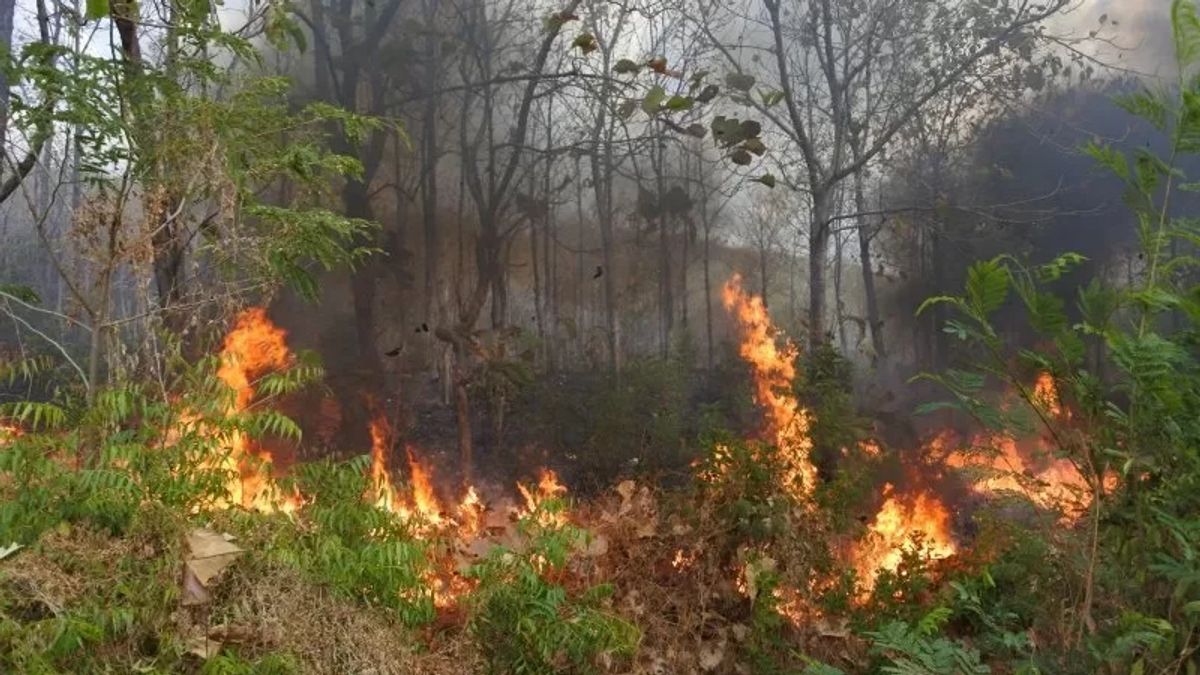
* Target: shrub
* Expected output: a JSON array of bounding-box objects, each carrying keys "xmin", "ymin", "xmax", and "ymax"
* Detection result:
[{"xmin": 465, "ymin": 497, "xmax": 639, "ymax": 674}]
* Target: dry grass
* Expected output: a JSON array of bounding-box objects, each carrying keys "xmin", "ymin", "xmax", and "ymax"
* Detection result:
[{"xmin": 210, "ymin": 560, "xmax": 480, "ymax": 675}]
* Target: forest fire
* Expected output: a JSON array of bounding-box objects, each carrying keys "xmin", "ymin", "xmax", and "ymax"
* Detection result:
[
  {"xmin": 0, "ymin": 422, "xmax": 20, "ymax": 444},
  {"xmin": 721, "ymin": 274, "xmax": 817, "ymax": 496},
  {"xmin": 944, "ymin": 433, "xmax": 1093, "ymax": 519},
  {"xmin": 213, "ymin": 307, "xmax": 299, "ymax": 513},
  {"xmin": 1033, "ymin": 371, "xmax": 1062, "ymax": 417},
  {"xmin": 852, "ymin": 484, "xmax": 957, "ymax": 592}
]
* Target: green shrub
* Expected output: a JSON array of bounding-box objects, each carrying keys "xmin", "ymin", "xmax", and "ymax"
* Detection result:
[{"xmin": 466, "ymin": 497, "xmax": 639, "ymax": 674}]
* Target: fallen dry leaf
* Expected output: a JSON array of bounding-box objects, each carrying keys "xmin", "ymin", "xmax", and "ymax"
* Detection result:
[{"xmin": 182, "ymin": 529, "xmax": 244, "ymax": 607}]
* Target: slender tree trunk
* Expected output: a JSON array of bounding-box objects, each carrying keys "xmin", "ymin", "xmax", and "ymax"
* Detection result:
[
  {"xmin": 420, "ymin": 97, "xmax": 440, "ymax": 320},
  {"xmin": 808, "ymin": 189, "xmax": 832, "ymax": 348},
  {"xmin": 529, "ymin": 172, "xmax": 545, "ymax": 359},
  {"xmin": 653, "ymin": 140, "xmax": 672, "ymax": 357},
  {"xmin": 0, "ymin": 0, "xmax": 15, "ymax": 142},
  {"xmin": 344, "ymin": 180, "xmax": 381, "ymax": 371},
  {"xmin": 759, "ymin": 239, "xmax": 769, "ymax": 309},
  {"xmin": 834, "ymin": 230, "xmax": 848, "ymax": 354},
  {"xmin": 852, "ymin": 161, "xmax": 885, "ymax": 363},
  {"xmin": 452, "ymin": 345, "xmax": 473, "ymax": 486}
]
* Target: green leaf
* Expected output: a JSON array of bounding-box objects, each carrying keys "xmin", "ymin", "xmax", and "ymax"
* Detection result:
[
  {"xmin": 760, "ymin": 90, "xmax": 785, "ymax": 107},
  {"xmin": 1173, "ymin": 0, "xmax": 1200, "ymax": 68},
  {"xmin": 696, "ymin": 84, "xmax": 720, "ymax": 103},
  {"xmin": 741, "ymin": 137, "xmax": 766, "ymax": 156},
  {"xmin": 966, "ymin": 259, "xmax": 1009, "ymax": 316},
  {"xmin": 1116, "ymin": 90, "xmax": 1169, "ymax": 131},
  {"xmin": 751, "ymin": 173, "xmax": 776, "ymax": 188},
  {"xmin": 1084, "ymin": 141, "xmax": 1130, "ymax": 181},
  {"xmin": 725, "ymin": 72, "xmax": 755, "ymax": 92},
  {"xmin": 915, "ymin": 295, "xmax": 961, "ymax": 316},
  {"xmin": 665, "ymin": 95, "xmax": 694, "ymax": 111},
  {"xmin": 85, "ymin": 0, "xmax": 109, "ymax": 20},
  {"xmin": 571, "ymin": 33, "xmax": 598, "ymax": 55},
  {"xmin": 641, "ymin": 85, "xmax": 666, "ymax": 115},
  {"xmin": 613, "ymin": 59, "xmax": 641, "ymax": 75},
  {"xmin": 0, "ymin": 283, "xmax": 41, "ymax": 304}
]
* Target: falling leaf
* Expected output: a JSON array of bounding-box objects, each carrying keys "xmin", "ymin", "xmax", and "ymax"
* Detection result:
[
  {"xmin": 725, "ymin": 72, "xmax": 755, "ymax": 92},
  {"xmin": 642, "ymin": 85, "xmax": 667, "ymax": 115},
  {"xmin": 742, "ymin": 137, "xmax": 767, "ymax": 156},
  {"xmin": 752, "ymin": 173, "xmax": 776, "ymax": 188},
  {"xmin": 648, "ymin": 56, "xmax": 668, "ymax": 73},
  {"xmin": 665, "ymin": 95, "xmax": 694, "ymax": 111},
  {"xmin": 739, "ymin": 119, "xmax": 762, "ymax": 139},
  {"xmin": 696, "ymin": 84, "xmax": 720, "ymax": 104},
  {"xmin": 544, "ymin": 10, "xmax": 579, "ymax": 30},
  {"xmin": 572, "ymin": 33, "xmax": 598, "ymax": 55},
  {"xmin": 760, "ymin": 90, "xmax": 785, "ymax": 107},
  {"xmin": 613, "ymin": 58, "xmax": 641, "ymax": 75}
]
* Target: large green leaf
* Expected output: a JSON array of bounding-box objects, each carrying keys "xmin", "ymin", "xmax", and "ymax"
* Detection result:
[
  {"xmin": 966, "ymin": 259, "xmax": 1009, "ymax": 317},
  {"xmin": 85, "ymin": 0, "xmax": 109, "ymax": 20},
  {"xmin": 1174, "ymin": 0, "xmax": 1200, "ymax": 69}
]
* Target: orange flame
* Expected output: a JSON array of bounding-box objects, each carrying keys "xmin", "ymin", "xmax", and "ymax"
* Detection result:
[
  {"xmin": 721, "ymin": 274, "xmax": 817, "ymax": 496},
  {"xmin": 1033, "ymin": 371, "xmax": 1062, "ymax": 417},
  {"xmin": 368, "ymin": 412, "xmax": 399, "ymax": 512},
  {"xmin": 518, "ymin": 469, "xmax": 568, "ymax": 525},
  {"xmin": 0, "ymin": 422, "xmax": 21, "ymax": 445},
  {"xmin": 214, "ymin": 307, "xmax": 298, "ymax": 513},
  {"xmin": 853, "ymin": 484, "xmax": 957, "ymax": 593},
  {"xmin": 947, "ymin": 433, "xmax": 1093, "ymax": 519},
  {"xmin": 405, "ymin": 445, "xmax": 444, "ymax": 524}
]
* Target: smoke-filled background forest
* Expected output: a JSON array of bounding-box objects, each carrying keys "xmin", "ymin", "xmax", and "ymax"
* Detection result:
[{"xmin": 1, "ymin": 0, "xmax": 1199, "ymax": 672}]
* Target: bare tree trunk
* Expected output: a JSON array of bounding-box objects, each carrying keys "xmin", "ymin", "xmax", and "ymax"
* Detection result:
[
  {"xmin": 834, "ymin": 230, "xmax": 848, "ymax": 354},
  {"xmin": 420, "ymin": 0, "xmax": 442, "ymax": 320},
  {"xmin": 808, "ymin": 190, "xmax": 832, "ymax": 348},
  {"xmin": 653, "ymin": 138, "xmax": 672, "ymax": 357},
  {"xmin": 0, "ymin": 0, "xmax": 15, "ymax": 142},
  {"xmin": 854, "ymin": 169, "xmax": 886, "ymax": 363},
  {"xmin": 529, "ymin": 171, "xmax": 545, "ymax": 360},
  {"xmin": 759, "ymin": 238, "xmax": 770, "ymax": 309}
]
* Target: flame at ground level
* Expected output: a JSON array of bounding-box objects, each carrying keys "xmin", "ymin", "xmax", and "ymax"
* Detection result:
[
  {"xmin": 202, "ymin": 307, "xmax": 300, "ymax": 513},
  {"xmin": 721, "ymin": 274, "xmax": 817, "ymax": 498},
  {"xmin": 853, "ymin": 484, "xmax": 957, "ymax": 593}
]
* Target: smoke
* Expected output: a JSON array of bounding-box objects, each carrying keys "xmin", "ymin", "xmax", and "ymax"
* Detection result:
[{"xmin": 1068, "ymin": 0, "xmax": 1175, "ymax": 79}]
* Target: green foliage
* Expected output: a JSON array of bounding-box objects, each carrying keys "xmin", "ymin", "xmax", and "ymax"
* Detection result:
[
  {"xmin": 279, "ymin": 457, "xmax": 436, "ymax": 626},
  {"xmin": 466, "ymin": 498, "xmax": 639, "ymax": 674},
  {"xmin": 910, "ymin": 4, "xmax": 1200, "ymax": 670},
  {"xmin": 865, "ymin": 608, "xmax": 990, "ymax": 675},
  {"xmin": 538, "ymin": 357, "xmax": 691, "ymax": 482},
  {"xmin": 0, "ymin": 352, "xmax": 323, "ymax": 544},
  {"xmin": 696, "ymin": 432, "xmax": 794, "ymax": 543}
]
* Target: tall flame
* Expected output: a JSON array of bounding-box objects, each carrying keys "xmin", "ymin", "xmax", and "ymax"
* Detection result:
[
  {"xmin": 853, "ymin": 484, "xmax": 957, "ymax": 592},
  {"xmin": 215, "ymin": 307, "xmax": 298, "ymax": 513},
  {"xmin": 369, "ymin": 411, "xmax": 399, "ymax": 512},
  {"xmin": 721, "ymin": 274, "xmax": 817, "ymax": 496},
  {"xmin": 946, "ymin": 433, "xmax": 1092, "ymax": 519},
  {"xmin": 0, "ymin": 422, "xmax": 21, "ymax": 445},
  {"xmin": 1033, "ymin": 371, "xmax": 1062, "ymax": 417},
  {"xmin": 405, "ymin": 444, "xmax": 444, "ymax": 524}
]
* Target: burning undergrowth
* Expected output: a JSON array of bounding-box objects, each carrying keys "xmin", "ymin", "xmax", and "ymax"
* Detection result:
[{"xmin": 0, "ymin": 274, "xmax": 1107, "ymax": 673}]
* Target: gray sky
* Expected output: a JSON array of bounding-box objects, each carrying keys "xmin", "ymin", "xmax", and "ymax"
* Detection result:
[{"xmin": 1071, "ymin": 0, "xmax": 1175, "ymax": 79}]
